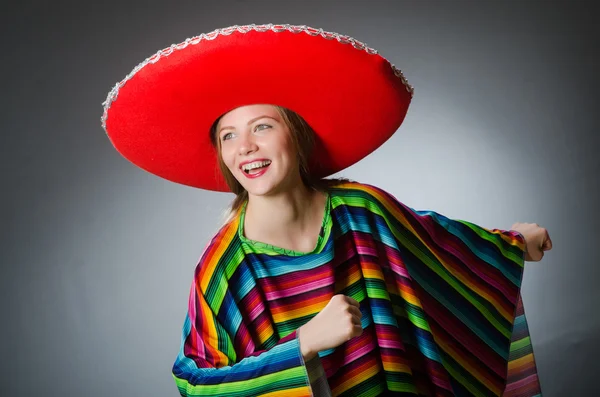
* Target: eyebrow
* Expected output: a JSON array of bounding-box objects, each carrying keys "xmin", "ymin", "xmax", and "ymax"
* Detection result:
[{"xmin": 218, "ymin": 115, "xmax": 277, "ymax": 135}]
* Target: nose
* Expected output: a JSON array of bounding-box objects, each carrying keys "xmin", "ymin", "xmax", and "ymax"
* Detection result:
[{"xmin": 238, "ymin": 134, "xmax": 258, "ymax": 156}]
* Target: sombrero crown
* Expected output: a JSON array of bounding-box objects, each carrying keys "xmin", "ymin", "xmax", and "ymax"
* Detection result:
[{"xmin": 102, "ymin": 24, "xmax": 413, "ymax": 192}]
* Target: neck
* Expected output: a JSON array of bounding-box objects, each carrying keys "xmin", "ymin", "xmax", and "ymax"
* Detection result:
[{"xmin": 244, "ymin": 182, "xmax": 327, "ymax": 251}]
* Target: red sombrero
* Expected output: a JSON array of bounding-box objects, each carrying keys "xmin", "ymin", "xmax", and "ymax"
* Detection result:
[{"xmin": 101, "ymin": 24, "xmax": 413, "ymax": 192}]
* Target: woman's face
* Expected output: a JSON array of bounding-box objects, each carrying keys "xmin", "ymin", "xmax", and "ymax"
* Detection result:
[{"xmin": 216, "ymin": 104, "xmax": 300, "ymax": 196}]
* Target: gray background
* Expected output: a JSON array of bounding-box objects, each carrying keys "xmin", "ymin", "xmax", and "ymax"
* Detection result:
[{"xmin": 2, "ymin": 1, "xmax": 598, "ymax": 396}]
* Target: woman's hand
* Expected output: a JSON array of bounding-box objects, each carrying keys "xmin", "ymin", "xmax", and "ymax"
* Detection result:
[
  {"xmin": 510, "ymin": 222, "xmax": 553, "ymax": 261},
  {"xmin": 297, "ymin": 295, "xmax": 363, "ymax": 360}
]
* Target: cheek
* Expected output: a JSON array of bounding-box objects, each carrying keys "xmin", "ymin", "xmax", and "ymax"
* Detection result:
[
  {"xmin": 279, "ymin": 137, "xmax": 297, "ymax": 163},
  {"xmin": 220, "ymin": 146, "xmax": 237, "ymax": 171}
]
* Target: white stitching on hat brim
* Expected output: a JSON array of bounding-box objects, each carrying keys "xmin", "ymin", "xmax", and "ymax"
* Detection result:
[{"xmin": 100, "ymin": 23, "xmax": 414, "ymax": 133}]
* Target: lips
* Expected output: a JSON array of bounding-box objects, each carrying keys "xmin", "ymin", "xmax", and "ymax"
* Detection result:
[
  {"xmin": 239, "ymin": 158, "xmax": 271, "ymax": 179},
  {"xmin": 240, "ymin": 159, "xmax": 270, "ymax": 171},
  {"xmin": 243, "ymin": 165, "xmax": 269, "ymax": 179}
]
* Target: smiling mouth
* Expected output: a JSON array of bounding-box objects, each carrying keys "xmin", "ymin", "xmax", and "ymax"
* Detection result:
[{"xmin": 241, "ymin": 160, "xmax": 272, "ymax": 175}]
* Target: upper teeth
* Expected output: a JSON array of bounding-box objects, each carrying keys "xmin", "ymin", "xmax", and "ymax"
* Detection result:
[{"xmin": 242, "ymin": 160, "xmax": 271, "ymax": 171}]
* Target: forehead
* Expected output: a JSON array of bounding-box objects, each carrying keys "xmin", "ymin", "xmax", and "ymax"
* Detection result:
[{"xmin": 219, "ymin": 104, "xmax": 279, "ymax": 125}]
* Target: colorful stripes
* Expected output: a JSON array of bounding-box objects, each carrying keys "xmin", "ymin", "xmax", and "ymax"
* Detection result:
[{"xmin": 172, "ymin": 181, "xmax": 541, "ymax": 396}]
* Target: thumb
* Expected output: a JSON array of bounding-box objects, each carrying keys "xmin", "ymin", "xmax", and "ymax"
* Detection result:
[{"xmin": 542, "ymin": 231, "xmax": 553, "ymax": 251}]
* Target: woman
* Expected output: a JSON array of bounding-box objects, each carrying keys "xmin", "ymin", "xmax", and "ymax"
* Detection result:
[{"xmin": 102, "ymin": 25, "xmax": 552, "ymax": 397}]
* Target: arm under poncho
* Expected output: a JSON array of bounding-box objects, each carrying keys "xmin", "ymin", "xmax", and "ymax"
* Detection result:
[
  {"xmin": 361, "ymin": 184, "xmax": 542, "ymax": 397},
  {"xmin": 171, "ymin": 182, "xmax": 542, "ymax": 396},
  {"xmin": 171, "ymin": 222, "xmax": 323, "ymax": 397}
]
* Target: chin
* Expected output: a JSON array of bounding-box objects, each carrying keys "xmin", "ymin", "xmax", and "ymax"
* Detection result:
[
  {"xmin": 241, "ymin": 177, "xmax": 288, "ymax": 197},
  {"xmin": 244, "ymin": 183, "xmax": 281, "ymax": 197}
]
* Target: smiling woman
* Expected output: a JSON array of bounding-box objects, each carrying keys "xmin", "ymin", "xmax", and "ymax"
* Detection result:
[
  {"xmin": 214, "ymin": 105, "xmax": 303, "ymax": 204},
  {"xmin": 209, "ymin": 104, "xmax": 347, "ymax": 224},
  {"xmin": 101, "ymin": 24, "xmax": 551, "ymax": 397}
]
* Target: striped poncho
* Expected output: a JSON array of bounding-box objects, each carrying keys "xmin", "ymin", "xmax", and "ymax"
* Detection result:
[{"xmin": 172, "ymin": 182, "xmax": 542, "ymax": 396}]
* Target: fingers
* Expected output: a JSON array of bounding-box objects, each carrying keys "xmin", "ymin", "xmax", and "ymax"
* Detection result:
[
  {"xmin": 331, "ymin": 294, "xmax": 362, "ymax": 322},
  {"xmin": 515, "ymin": 222, "xmax": 552, "ymax": 257},
  {"xmin": 543, "ymin": 230, "xmax": 553, "ymax": 251},
  {"xmin": 345, "ymin": 296, "xmax": 360, "ymax": 308},
  {"xmin": 341, "ymin": 296, "xmax": 362, "ymax": 327},
  {"xmin": 348, "ymin": 306, "xmax": 362, "ymax": 325},
  {"xmin": 332, "ymin": 294, "xmax": 359, "ymax": 306},
  {"xmin": 350, "ymin": 316, "xmax": 361, "ymax": 328},
  {"xmin": 348, "ymin": 304, "xmax": 361, "ymax": 317}
]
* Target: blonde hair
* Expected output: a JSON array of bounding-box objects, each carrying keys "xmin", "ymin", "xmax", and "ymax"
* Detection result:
[{"xmin": 209, "ymin": 105, "xmax": 349, "ymax": 223}]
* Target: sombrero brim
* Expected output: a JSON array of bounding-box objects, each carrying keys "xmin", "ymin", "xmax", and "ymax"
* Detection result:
[{"xmin": 102, "ymin": 24, "xmax": 413, "ymax": 192}]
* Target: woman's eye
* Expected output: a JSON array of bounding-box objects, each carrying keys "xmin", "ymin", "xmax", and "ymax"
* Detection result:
[
  {"xmin": 254, "ymin": 124, "xmax": 271, "ymax": 132},
  {"xmin": 221, "ymin": 132, "xmax": 233, "ymax": 141}
]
